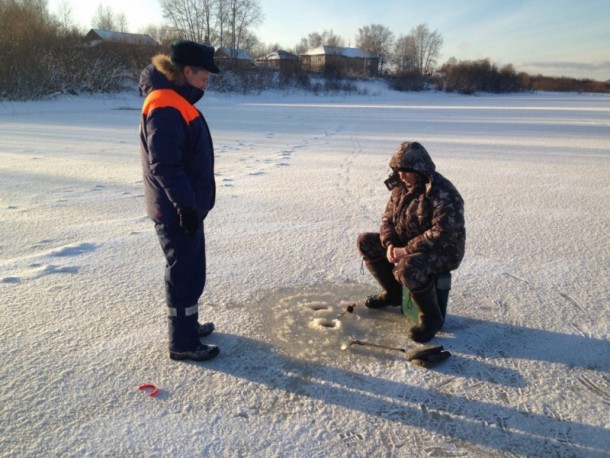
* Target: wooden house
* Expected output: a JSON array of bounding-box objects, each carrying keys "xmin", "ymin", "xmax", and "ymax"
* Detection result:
[
  {"xmin": 300, "ymin": 46, "xmax": 379, "ymax": 77},
  {"xmin": 85, "ymin": 29, "xmax": 159, "ymax": 47},
  {"xmin": 256, "ymin": 50, "xmax": 300, "ymax": 74},
  {"xmin": 214, "ymin": 47, "xmax": 254, "ymax": 70}
]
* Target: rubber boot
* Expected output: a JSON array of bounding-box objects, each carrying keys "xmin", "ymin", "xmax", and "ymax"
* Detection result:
[
  {"xmin": 435, "ymin": 273, "xmax": 452, "ymax": 320},
  {"xmin": 364, "ymin": 258, "xmax": 402, "ymax": 308},
  {"xmin": 408, "ymin": 279, "xmax": 444, "ymax": 343},
  {"xmin": 168, "ymin": 307, "xmax": 199, "ymax": 352}
]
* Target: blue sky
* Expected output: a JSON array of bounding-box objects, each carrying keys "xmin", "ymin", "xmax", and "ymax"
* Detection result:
[{"xmin": 48, "ymin": 0, "xmax": 610, "ymax": 80}]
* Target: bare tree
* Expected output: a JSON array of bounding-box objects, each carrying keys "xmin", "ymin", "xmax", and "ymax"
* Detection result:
[
  {"xmin": 252, "ymin": 40, "xmax": 282, "ymax": 57},
  {"xmin": 140, "ymin": 23, "xmax": 180, "ymax": 46},
  {"xmin": 160, "ymin": 0, "xmax": 214, "ymax": 43},
  {"xmin": 161, "ymin": 0, "xmax": 261, "ymax": 55},
  {"xmin": 306, "ymin": 32, "xmax": 323, "ymax": 48},
  {"xmin": 297, "ymin": 29, "xmax": 344, "ymax": 52},
  {"xmin": 355, "ymin": 24, "xmax": 393, "ymax": 73},
  {"xmin": 410, "ymin": 23, "xmax": 443, "ymax": 75},
  {"xmin": 92, "ymin": 4, "xmax": 114, "ymax": 30},
  {"xmin": 226, "ymin": 0, "xmax": 263, "ymax": 58},
  {"xmin": 0, "ymin": 0, "xmax": 58, "ymax": 98},
  {"xmin": 201, "ymin": 0, "xmax": 215, "ymax": 44},
  {"xmin": 216, "ymin": 0, "xmax": 228, "ymax": 47},
  {"xmin": 115, "ymin": 12, "xmax": 128, "ymax": 32},
  {"xmin": 294, "ymin": 37, "xmax": 309, "ymax": 55},
  {"xmin": 321, "ymin": 29, "xmax": 344, "ymax": 47},
  {"xmin": 306, "ymin": 32, "xmax": 324, "ymax": 48},
  {"xmin": 189, "ymin": 0, "xmax": 217, "ymax": 44},
  {"xmin": 394, "ymin": 34, "xmax": 417, "ymax": 71},
  {"xmin": 53, "ymin": 0, "xmax": 75, "ymax": 34}
]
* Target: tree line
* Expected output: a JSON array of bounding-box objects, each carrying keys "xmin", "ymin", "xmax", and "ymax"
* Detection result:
[
  {"xmin": 0, "ymin": 0, "xmax": 154, "ymax": 99},
  {"xmin": 0, "ymin": 0, "xmax": 607, "ymax": 100}
]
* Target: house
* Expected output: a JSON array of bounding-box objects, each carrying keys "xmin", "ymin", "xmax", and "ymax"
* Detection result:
[
  {"xmin": 85, "ymin": 29, "xmax": 159, "ymax": 47},
  {"xmin": 300, "ymin": 46, "xmax": 379, "ymax": 77},
  {"xmin": 256, "ymin": 50, "xmax": 300, "ymax": 74},
  {"xmin": 214, "ymin": 47, "xmax": 254, "ymax": 70}
]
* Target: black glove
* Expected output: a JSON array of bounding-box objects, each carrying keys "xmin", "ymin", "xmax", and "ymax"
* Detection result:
[
  {"xmin": 404, "ymin": 345, "xmax": 451, "ymax": 368},
  {"xmin": 178, "ymin": 208, "xmax": 199, "ymax": 235}
]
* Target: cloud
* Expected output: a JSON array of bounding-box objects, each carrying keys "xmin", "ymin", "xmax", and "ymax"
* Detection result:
[
  {"xmin": 522, "ymin": 61, "xmax": 610, "ymax": 72},
  {"xmin": 517, "ymin": 60, "xmax": 610, "ymax": 80}
]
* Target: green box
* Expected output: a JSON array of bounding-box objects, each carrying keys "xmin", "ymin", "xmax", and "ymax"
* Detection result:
[
  {"xmin": 402, "ymin": 274, "xmax": 452, "ymax": 324},
  {"xmin": 401, "ymin": 286, "xmax": 419, "ymax": 324}
]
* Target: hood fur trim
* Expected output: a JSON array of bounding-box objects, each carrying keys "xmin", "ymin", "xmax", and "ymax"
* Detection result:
[{"xmin": 152, "ymin": 54, "xmax": 186, "ymax": 86}]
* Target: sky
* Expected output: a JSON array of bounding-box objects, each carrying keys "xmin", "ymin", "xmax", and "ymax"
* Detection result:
[{"xmin": 47, "ymin": 0, "xmax": 610, "ymax": 81}]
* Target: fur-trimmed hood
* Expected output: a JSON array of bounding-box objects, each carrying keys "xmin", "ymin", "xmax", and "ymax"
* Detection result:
[{"xmin": 139, "ymin": 54, "xmax": 204, "ymax": 105}]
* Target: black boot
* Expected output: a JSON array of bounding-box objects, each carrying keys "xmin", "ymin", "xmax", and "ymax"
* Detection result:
[
  {"xmin": 364, "ymin": 258, "xmax": 402, "ymax": 308},
  {"xmin": 198, "ymin": 322, "xmax": 215, "ymax": 337},
  {"xmin": 170, "ymin": 344, "xmax": 220, "ymax": 361},
  {"xmin": 408, "ymin": 279, "xmax": 444, "ymax": 343},
  {"xmin": 435, "ymin": 273, "xmax": 452, "ymax": 320}
]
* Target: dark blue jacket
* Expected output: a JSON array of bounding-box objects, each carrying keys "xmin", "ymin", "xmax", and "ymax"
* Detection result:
[{"xmin": 139, "ymin": 63, "xmax": 215, "ymax": 223}]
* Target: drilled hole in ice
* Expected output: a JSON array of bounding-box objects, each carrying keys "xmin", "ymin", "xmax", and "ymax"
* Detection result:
[
  {"xmin": 319, "ymin": 320, "xmax": 336, "ymax": 328},
  {"xmin": 311, "ymin": 318, "xmax": 341, "ymax": 330},
  {"xmin": 307, "ymin": 303, "xmax": 330, "ymax": 311}
]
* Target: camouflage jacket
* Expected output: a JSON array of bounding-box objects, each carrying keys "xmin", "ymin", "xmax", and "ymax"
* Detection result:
[{"xmin": 380, "ymin": 142, "xmax": 466, "ymax": 265}]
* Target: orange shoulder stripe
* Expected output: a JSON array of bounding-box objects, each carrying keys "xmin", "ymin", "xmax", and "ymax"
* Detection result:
[{"xmin": 142, "ymin": 89, "xmax": 199, "ymax": 123}]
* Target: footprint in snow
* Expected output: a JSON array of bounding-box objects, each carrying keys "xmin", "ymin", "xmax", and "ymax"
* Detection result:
[
  {"xmin": 50, "ymin": 242, "xmax": 97, "ymax": 257},
  {"xmin": 35, "ymin": 264, "xmax": 79, "ymax": 275},
  {"xmin": 2, "ymin": 264, "xmax": 79, "ymax": 285}
]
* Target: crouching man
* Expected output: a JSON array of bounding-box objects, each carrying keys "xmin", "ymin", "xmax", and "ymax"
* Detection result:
[{"xmin": 357, "ymin": 141, "xmax": 466, "ymax": 343}]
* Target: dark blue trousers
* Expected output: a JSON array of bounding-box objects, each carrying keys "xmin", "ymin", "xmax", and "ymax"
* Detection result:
[{"xmin": 155, "ymin": 222, "xmax": 206, "ymax": 352}]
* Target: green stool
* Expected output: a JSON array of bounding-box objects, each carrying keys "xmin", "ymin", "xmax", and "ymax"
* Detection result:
[{"xmin": 402, "ymin": 273, "xmax": 452, "ymax": 324}]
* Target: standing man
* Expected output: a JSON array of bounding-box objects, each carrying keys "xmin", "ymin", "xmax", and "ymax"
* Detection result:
[
  {"xmin": 139, "ymin": 40, "xmax": 220, "ymax": 361},
  {"xmin": 357, "ymin": 141, "xmax": 466, "ymax": 343}
]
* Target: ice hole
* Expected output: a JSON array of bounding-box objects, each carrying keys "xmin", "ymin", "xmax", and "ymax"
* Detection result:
[
  {"xmin": 310, "ymin": 318, "xmax": 341, "ymax": 330},
  {"xmin": 307, "ymin": 302, "xmax": 330, "ymax": 311}
]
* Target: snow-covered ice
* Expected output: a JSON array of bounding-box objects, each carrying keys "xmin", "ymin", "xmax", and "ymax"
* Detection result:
[{"xmin": 1, "ymin": 85, "xmax": 609, "ymax": 457}]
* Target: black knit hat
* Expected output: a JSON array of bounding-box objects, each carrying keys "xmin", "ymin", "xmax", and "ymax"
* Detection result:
[{"xmin": 170, "ymin": 40, "xmax": 220, "ymax": 74}]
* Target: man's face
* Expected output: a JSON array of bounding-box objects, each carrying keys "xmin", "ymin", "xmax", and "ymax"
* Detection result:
[
  {"xmin": 184, "ymin": 66, "xmax": 211, "ymax": 90},
  {"xmin": 398, "ymin": 169, "xmax": 419, "ymax": 188}
]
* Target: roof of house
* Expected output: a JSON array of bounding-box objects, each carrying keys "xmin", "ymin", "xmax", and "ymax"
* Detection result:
[
  {"xmin": 301, "ymin": 46, "xmax": 378, "ymax": 59},
  {"xmin": 216, "ymin": 47, "xmax": 253, "ymax": 60},
  {"xmin": 85, "ymin": 29, "xmax": 159, "ymax": 46},
  {"xmin": 260, "ymin": 50, "xmax": 299, "ymax": 61}
]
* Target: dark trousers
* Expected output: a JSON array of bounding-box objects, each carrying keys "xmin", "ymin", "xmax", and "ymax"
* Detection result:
[{"xmin": 155, "ymin": 222, "xmax": 206, "ymax": 352}]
